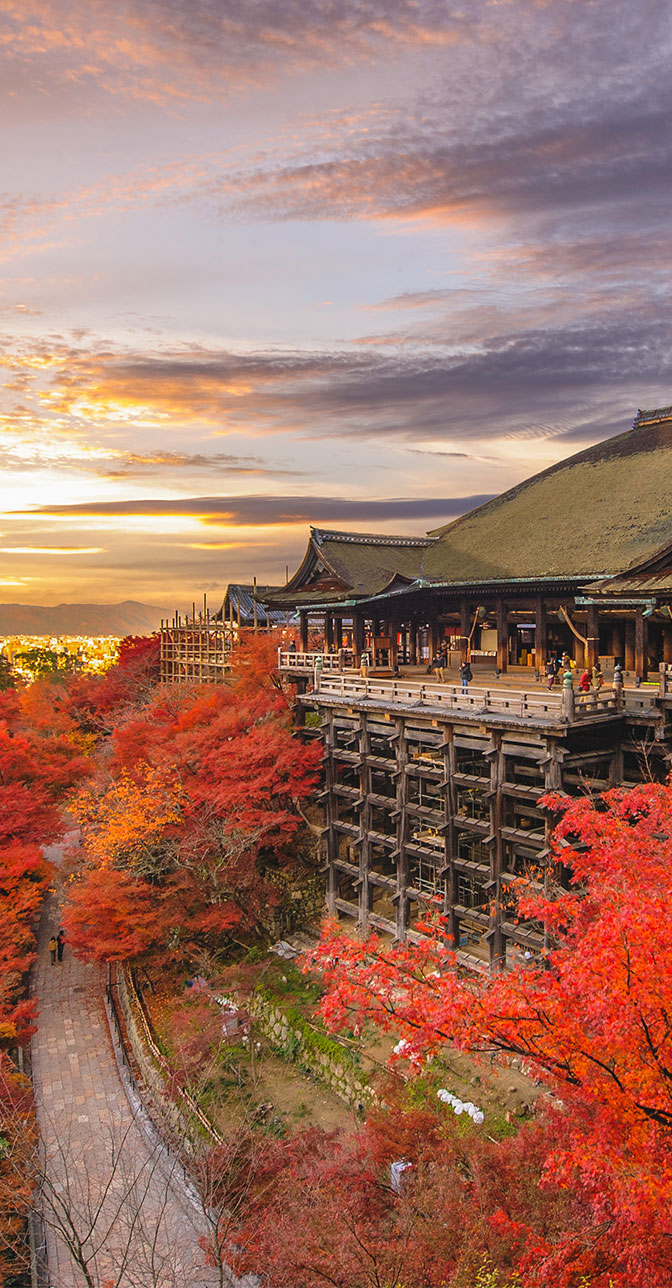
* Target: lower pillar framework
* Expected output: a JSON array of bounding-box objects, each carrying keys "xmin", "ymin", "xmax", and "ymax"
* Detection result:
[{"xmin": 308, "ymin": 691, "xmax": 670, "ymax": 971}]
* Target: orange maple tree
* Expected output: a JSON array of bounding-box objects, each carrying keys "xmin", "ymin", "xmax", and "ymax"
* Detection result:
[{"xmin": 64, "ymin": 633, "xmax": 320, "ymax": 963}]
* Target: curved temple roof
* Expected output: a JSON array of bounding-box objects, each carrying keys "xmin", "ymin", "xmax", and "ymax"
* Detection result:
[
  {"xmin": 278, "ymin": 407, "xmax": 672, "ymax": 607},
  {"xmin": 423, "ymin": 408, "xmax": 672, "ymax": 585}
]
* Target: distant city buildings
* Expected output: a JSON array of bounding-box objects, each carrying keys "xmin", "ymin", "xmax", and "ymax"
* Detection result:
[{"xmin": 0, "ymin": 635, "xmax": 120, "ymax": 683}]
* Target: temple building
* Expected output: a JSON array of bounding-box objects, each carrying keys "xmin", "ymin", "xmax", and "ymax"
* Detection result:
[
  {"xmin": 265, "ymin": 406, "xmax": 672, "ymax": 968},
  {"xmin": 268, "ymin": 407, "xmax": 672, "ymax": 679}
]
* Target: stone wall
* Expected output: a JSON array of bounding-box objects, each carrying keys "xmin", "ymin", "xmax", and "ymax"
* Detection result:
[
  {"xmin": 113, "ymin": 967, "xmax": 219, "ymax": 1154},
  {"xmin": 250, "ymin": 989, "xmax": 375, "ymax": 1108},
  {"xmin": 261, "ymin": 867, "xmax": 326, "ymax": 939}
]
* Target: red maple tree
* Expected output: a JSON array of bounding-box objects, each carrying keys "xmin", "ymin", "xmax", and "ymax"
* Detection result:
[
  {"xmin": 305, "ymin": 780, "xmax": 672, "ymax": 1286},
  {"xmin": 63, "ymin": 641, "xmax": 320, "ymax": 964}
]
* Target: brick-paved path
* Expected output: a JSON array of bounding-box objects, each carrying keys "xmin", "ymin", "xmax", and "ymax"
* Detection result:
[{"xmin": 31, "ymin": 877, "xmax": 231, "ymax": 1287}]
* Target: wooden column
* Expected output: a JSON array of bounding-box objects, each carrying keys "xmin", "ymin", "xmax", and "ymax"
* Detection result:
[
  {"xmin": 487, "ymin": 733, "xmax": 505, "ymax": 970},
  {"xmin": 664, "ymin": 623, "xmax": 672, "ymax": 665},
  {"xmin": 542, "ymin": 738, "xmax": 565, "ymax": 943},
  {"xmin": 624, "ymin": 619, "xmax": 635, "ymax": 672},
  {"xmin": 383, "ymin": 615, "xmax": 393, "ymax": 674},
  {"xmin": 429, "ymin": 620, "xmax": 440, "ymax": 665},
  {"xmin": 635, "ymin": 607, "xmax": 648, "ymax": 680},
  {"xmin": 534, "ymin": 595, "xmax": 547, "ymax": 670},
  {"xmin": 496, "ymin": 599, "xmax": 508, "ymax": 673},
  {"xmin": 300, "ymin": 611, "xmax": 309, "ymax": 652},
  {"xmin": 357, "ymin": 714, "xmax": 372, "ymax": 934},
  {"xmin": 323, "ymin": 711, "xmax": 338, "ymax": 917},
  {"xmin": 325, "ymin": 612, "xmax": 334, "ymax": 651},
  {"xmin": 611, "ymin": 620, "xmax": 623, "ymax": 664},
  {"xmin": 586, "ymin": 604, "xmax": 600, "ymax": 671},
  {"xmin": 353, "ymin": 612, "xmax": 365, "ymax": 665},
  {"xmin": 408, "ymin": 621, "xmax": 417, "ymax": 665},
  {"xmin": 441, "ymin": 726, "xmax": 459, "ymax": 951},
  {"xmin": 394, "ymin": 718, "xmax": 409, "ymax": 942},
  {"xmin": 459, "ymin": 599, "xmax": 470, "ymax": 664}
]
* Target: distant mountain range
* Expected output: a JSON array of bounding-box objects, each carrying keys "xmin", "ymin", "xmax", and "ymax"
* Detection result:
[{"xmin": 0, "ymin": 600, "xmax": 170, "ymax": 637}]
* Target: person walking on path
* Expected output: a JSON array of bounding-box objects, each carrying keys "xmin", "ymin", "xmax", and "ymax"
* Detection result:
[
  {"xmin": 48, "ymin": 934, "xmax": 57, "ymax": 965},
  {"xmin": 56, "ymin": 929, "xmax": 65, "ymax": 962}
]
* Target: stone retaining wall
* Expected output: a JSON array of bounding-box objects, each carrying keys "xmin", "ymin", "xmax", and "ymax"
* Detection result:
[
  {"xmin": 250, "ymin": 991, "xmax": 375, "ymax": 1108},
  {"xmin": 114, "ymin": 967, "xmax": 206, "ymax": 1154}
]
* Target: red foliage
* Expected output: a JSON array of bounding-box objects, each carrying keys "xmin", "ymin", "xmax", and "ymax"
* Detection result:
[
  {"xmin": 307, "ymin": 780, "xmax": 672, "ymax": 1286},
  {"xmin": 64, "ymin": 670, "xmax": 320, "ymax": 963},
  {"xmin": 63, "ymin": 868, "xmax": 168, "ymax": 962},
  {"xmin": 0, "ymin": 1060, "xmax": 36, "ymax": 1285},
  {"xmin": 65, "ymin": 633, "xmax": 160, "ymax": 732},
  {"xmin": 219, "ymin": 1100, "xmax": 581, "ymax": 1288}
]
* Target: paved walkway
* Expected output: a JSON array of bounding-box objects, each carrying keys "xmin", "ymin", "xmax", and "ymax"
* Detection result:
[{"xmin": 31, "ymin": 869, "xmax": 230, "ymax": 1288}]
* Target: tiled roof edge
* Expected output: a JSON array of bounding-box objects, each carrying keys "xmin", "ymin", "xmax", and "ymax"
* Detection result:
[
  {"xmin": 311, "ymin": 526, "xmax": 435, "ymax": 549},
  {"xmin": 634, "ymin": 405, "xmax": 672, "ymax": 426}
]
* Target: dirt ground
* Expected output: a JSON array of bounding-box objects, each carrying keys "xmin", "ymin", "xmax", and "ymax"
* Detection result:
[
  {"xmin": 143, "ymin": 951, "xmax": 544, "ymax": 1144},
  {"xmin": 209, "ymin": 1046, "xmax": 355, "ymax": 1138}
]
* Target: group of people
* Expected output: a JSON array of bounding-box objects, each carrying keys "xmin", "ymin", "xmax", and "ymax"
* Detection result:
[
  {"xmin": 546, "ymin": 654, "xmax": 620, "ymax": 694},
  {"xmin": 431, "ymin": 646, "xmax": 473, "ymax": 690},
  {"xmin": 48, "ymin": 929, "xmax": 65, "ymax": 964}
]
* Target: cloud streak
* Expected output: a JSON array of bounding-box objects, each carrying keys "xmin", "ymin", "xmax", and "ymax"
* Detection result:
[{"xmin": 16, "ymin": 492, "xmax": 495, "ymax": 527}]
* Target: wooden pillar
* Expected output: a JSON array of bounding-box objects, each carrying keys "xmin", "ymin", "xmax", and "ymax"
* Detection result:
[
  {"xmin": 611, "ymin": 620, "xmax": 623, "ymax": 664},
  {"xmin": 383, "ymin": 615, "xmax": 393, "ymax": 674},
  {"xmin": 429, "ymin": 620, "xmax": 440, "ymax": 664},
  {"xmin": 323, "ymin": 711, "xmax": 338, "ymax": 917},
  {"xmin": 394, "ymin": 718, "xmax": 409, "ymax": 942},
  {"xmin": 300, "ymin": 611, "xmax": 309, "ymax": 653},
  {"xmin": 586, "ymin": 604, "xmax": 600, "ymax": 671},
  {"xmin": 441, "ymin": 725, "xmax": 459, "ymax": 951},
  {"xmin": 635, "ymin": 608, "xmax": 648, "ymax": 680},
  {"xmin": 353, "ymin": 612, "xmax": 365, "ymax": 665},
  {"xmin": 325, "ymin": 613, "xmax": 334, "ymax": 651},
  {"xmin": 624, "ymin": 619, "xmax": 635, "ymax": 672},
  {"xmin": 534, "ymin": 595, "xmax": 547, "ymax": 670},
  {"xmin": 408, "ymin": 621, "xmax": 417, "ymax": 665},
  {"xmin": 459, "ymin": 599, "xmax": 470, "ymax": 664},
  {"xmin": 357, "ymin": 714, "xmax": 371, "ymax": 934},
  {"xmin": 664, "ymin": 623, "xmax": 672, "ymax": 665},
  {"xmin": 543, "ymin": 738, "xmax": 565, "ymax": 939},
  {"xmin": 487, "ymin": 733, "xmax": 504, "ymax": 970},
  {"xmin": 496, "ymin": 599, "xmax": 508, "ymax": 673}
]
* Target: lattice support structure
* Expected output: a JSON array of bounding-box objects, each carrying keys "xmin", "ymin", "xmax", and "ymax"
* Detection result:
[{"xmin": 160, "ymin": 615, "xmax": 232, "ymax": 685}]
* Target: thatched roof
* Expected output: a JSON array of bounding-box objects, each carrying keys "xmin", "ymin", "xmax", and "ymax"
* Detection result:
[
  {"xmin": 266, "ymin": 528, "xmax": 433, "ymax": 606},
  {"xmin": 423, "ymin": 408, "xmax": 672, "ymax": 585},
  {"xmin": 277, "ymin": 407, "xmax": 672, "ymax": 609}
]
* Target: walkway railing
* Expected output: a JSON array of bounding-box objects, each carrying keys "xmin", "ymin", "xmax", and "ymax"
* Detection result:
[
  {"xmin": 314, "ymin": 673, "xmax": 624, "ymax": 722},
  {"xmin": 278, "ymin": 649, "xmax": 348, "ymax": 672}
]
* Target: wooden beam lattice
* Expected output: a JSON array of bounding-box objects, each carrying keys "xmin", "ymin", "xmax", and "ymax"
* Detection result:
[{"xmin": 159, "ymin": 612, "xmax": 232, "ymax": 685}]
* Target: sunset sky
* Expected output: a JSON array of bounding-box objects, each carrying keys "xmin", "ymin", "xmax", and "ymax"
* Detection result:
[{"xmin": 2, "ymin": 0, "xmax": 671, "ymax": 610}]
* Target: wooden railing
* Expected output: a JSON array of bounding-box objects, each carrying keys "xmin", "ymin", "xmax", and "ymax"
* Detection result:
[
  {"xmin": 313, "ymin": 673, "xmax": 630, "ymax": 722},
  {"xmin": 315, "ymin": 673, "xmax": 565, "ymax": 719},
  {"xmin": 278, "ymin": 649, "xmax": 349, "ymax": 672}
]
